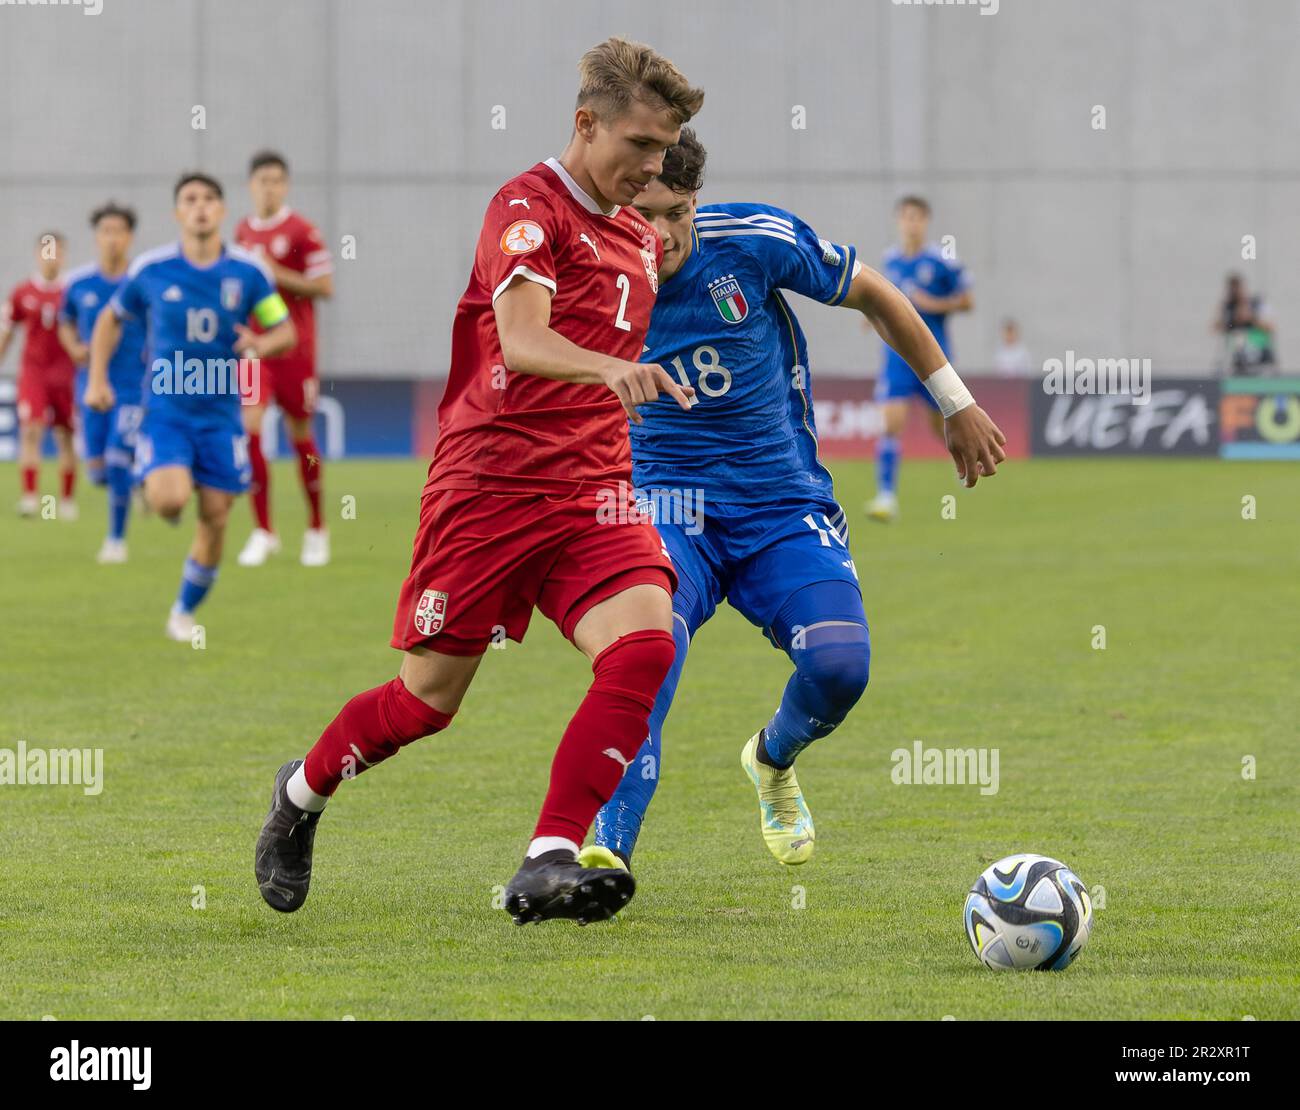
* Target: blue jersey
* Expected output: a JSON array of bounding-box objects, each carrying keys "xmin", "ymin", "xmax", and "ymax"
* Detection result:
[
  {"xmin": 880, "ymin": 243, "xmax": 969, "ymax": 373},
  {"xmin": 61, "ymin": 264, "xmax": 149, "ymax": 403},
  {"xmin": 631, "ymin": 203, "xmax": 857, "ymax": 505},
  {"xmin": 110, "ymin": 242, "xmax": 285, "ymax": 430}
]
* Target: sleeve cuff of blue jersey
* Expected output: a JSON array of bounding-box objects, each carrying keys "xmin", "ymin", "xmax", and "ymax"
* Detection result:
[
  {"xmin": 492, "ymin": 265, "xmax": 557, "ymax": 305},
  {"xmin": 828, "ymin": 246, "xmax": 859, "ymax": 306},
  {"xmin": 109, "ymin": 301, "xmax": 134, "ymax": 321}
]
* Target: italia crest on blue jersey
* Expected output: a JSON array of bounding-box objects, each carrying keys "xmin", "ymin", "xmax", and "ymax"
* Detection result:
[
  {"xmin": 708, "ymin": 274, "xmax": 749, "ymax": 324},
  {"xmin": 220, "ymin": 277, "xmax": 242, "ymax": 311}
]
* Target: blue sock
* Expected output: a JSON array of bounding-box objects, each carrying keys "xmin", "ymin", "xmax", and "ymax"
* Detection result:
[
  {"xmin": 593, "ymin": 614, "xmax": 689, "ymax": 863},
  {"xmin": 176, "ymin": 557, "xmax": 218, "ymax": 614},
  {"xmin": 106, "ymin": 463, "xmax": 132, "ymax": 541},
  {"xmin": 876, "ymin": 435, "xmax": 900, "ymax": 496},
  {"xmin": 763, "ymin": 582, "xmax": 871, "ymax": 768}
]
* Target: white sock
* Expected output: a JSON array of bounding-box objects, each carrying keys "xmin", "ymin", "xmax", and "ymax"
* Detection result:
[
  {"xmin": 526, "ymin": 836, "xmax": 579, "ymax": 860},
  {"xmin": 286, "ymin": 763, "xmax": 329, "ymax": 813}
]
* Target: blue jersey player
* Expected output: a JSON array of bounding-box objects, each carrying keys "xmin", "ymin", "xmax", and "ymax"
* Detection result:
[
  {"xmin": 868, "ymin": 195, "xmax": 974, "ymax": 522},
  {"xmin": 86, "ymin": 173, "xmax": 295, "ymax": 641},
  {"xmin": 59, "ymin": 203, "xmax": 148, "ymax": 563},
  {"xmin": 580, "ymin": 132, "xmax": 1005, "ymax": 871}
]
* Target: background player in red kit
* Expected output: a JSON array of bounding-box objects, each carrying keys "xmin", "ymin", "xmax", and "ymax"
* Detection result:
[
  {"xmin": 0, "ymin": 232, "xmax": 77, "ymax": 519},
  {"xmin": 256, "ymin": 37, "xmax": 704, "ymax": 925},
  {"xmin": 234, "ymin": 150, "xmax": 334, "ymax": 567}
]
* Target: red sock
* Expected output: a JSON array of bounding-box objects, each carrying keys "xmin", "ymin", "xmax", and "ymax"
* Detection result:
[
  {"xmin": 303, "ymin": 676, "xmax": 452, "ymax": 796},
  {"xmin": 533, "ymin": 629, "xmax": 675, "ymax": 844},
  {"xmin": 61, "ymin": 466, "xmax": 75, "ymax": 499},
  {"xmin": 248, "ymin": 432, "xmax": 272, "ymax": 532},
  {"xmin": 21, "ymin": 466, "xmax": 37, "ymax": 495},
  {"xmin": 294, "ymin": 436, "xmax": 323, "ymax": 530}
]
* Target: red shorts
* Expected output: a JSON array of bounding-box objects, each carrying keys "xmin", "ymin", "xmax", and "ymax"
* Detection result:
[
  {"xmin": 391, "ymin": 485, "xmax": 677, "ymax": 655},
  {"xmin": 248, "ymin": 358, "xmax": 317, "ymax": 421},
  {"xmin": 17, "ymin": 374, "xmax": 73, "ymax": 430}
]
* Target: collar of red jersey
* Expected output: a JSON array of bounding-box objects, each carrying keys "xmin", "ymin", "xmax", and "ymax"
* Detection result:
[
  {"xmin": 246, "ymin": 206, "xmax": 293, "ymax": 231},
  {"xmin": 543, "ymin": 157, "xmax": 620, "ymax": 218},
  {"xmin": 30, "ymin": 273, "xmax": 63, "ymax": 292}
]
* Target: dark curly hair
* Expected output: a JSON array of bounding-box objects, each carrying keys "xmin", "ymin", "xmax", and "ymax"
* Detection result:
[{"xmin": 658, "ymin": 126, "xmax": 707, "ymax": 194}]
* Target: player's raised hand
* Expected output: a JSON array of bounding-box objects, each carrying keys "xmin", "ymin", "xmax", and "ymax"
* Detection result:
[
  {"xmin": 602, "ymin": 359, "xmax": 695, "ymax": 424},
  {"xmin": 944, "ymin": 404, "xmax": 1007, "ymax": 488},
  {"xmin": 84, "ymin": 379, "xmax": 115, "ymax": 413}
]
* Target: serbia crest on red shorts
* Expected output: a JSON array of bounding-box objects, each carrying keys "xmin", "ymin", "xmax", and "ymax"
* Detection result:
[{"xmin": 413, "ymin": 589, "xmax": 449, "ymax": 636}]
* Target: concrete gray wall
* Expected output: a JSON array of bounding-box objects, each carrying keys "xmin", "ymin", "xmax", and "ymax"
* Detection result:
[{"xmin": 1, "ymin": 0, "xmax": 1295, "ymax": 378}]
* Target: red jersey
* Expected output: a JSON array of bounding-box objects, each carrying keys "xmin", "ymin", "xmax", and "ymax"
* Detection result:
[
  {"xmin": 234, "ymin": 207, "xmax": 332, "ymax": 372},
  {"xmin": 3, "ymin": 276, "xmax": 74, "ymax": 384},
  {"xmin": 428, "ymin": 158, "xmax": 663, "ymax": 494}
]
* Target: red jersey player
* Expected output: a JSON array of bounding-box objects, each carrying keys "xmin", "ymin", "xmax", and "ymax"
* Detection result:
[
  {"xmin": 256, "ymin": 37, "xmax": 704, "ymax": 926},
  {"xmin": 0, "ymin": 232, "xmax": 77, "ymax": 519},
  {"xmin": 234, "ymin": 150, "xmax": 334, "ymax": 567}
]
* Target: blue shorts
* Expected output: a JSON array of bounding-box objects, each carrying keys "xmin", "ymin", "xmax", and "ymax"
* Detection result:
[
  {"xmin": 876, "ymin": 354, "xmax": 939, "ymax": 409},
  {"xmin": 76, "ymin": 368, "xmax": 145, "ymax": 463},
  {"xmin": 134, "ymin": 413, "xmax": 251, "ymax": 493},
  {"xmin": 647, "ymin": 492, "xmax": 861, "ymax": 642},
  {"xmin": 78, "ymin": 404, "xmax": 112, "ymax": 461},
  {"xmin": 99, "ymin": 403, "xmax": 144, "ymax": 469}
]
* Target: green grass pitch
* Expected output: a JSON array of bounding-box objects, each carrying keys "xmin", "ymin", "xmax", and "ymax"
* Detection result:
[{"xmin": 1, "ymin": 456, "xmax": 1296, "ymax": 1019}]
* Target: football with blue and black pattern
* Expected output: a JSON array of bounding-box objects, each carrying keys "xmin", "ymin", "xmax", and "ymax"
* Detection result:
[{"xmin": 964, "ymin": 853, "xmax": 1093, "ymax": 971}]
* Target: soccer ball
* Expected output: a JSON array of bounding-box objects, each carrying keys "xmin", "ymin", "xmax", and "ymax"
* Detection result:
[{"xmin": 963, "ymin": 853, "xmax": 1093, "ymax": 971}]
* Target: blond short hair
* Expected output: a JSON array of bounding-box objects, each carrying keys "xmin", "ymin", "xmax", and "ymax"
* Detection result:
[{"xmin": 576, "ymin": 36, "xmax": 704, "ymax": 126}]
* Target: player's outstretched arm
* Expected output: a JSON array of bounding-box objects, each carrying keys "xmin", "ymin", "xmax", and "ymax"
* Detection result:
[
  {"xmin": 268, "ymin": 264, "xmax": 333, "ymax": 301},
  {"xmin": 494, "ymin": 277, "xmax": 693, "ymax": 424},
  {"xmin": 840, "ymin": 263, "xmax": 1005, "ymax": 487},
  {"xmin": 842, "ymin": 263, "xmax": 948, "ymax": 374},
  {"xmin": 234, "ymin": 318, "xmax": 296, "ymax": 361},
  {"xmin": 58, "ymin": 319, "xmax": 88, "ymax": 366},
  {"xmin": 86, "ymin": 307, "xmax": 122, "ymax": 412}
]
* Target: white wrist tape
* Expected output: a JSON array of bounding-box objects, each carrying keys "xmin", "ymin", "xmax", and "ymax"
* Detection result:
[{"xmin": 923, "ymin": 362, "xmax": 975, "ymax": 418}]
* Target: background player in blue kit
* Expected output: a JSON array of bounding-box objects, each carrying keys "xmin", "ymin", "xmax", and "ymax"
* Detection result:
[
  {"xmin": 867, "ymin": 195, "xmax": 974, "ymax": 523},
  {"xmin": 59, "ymin": 203, "xmax": 148, "ymax": 564},
  {"xmin": 86, "ymin": 173, "xmax": 296, "ymax": 641},
  {"xmin": 583, "ymin": 132, "xmax": 1005, "ymax": 870}
]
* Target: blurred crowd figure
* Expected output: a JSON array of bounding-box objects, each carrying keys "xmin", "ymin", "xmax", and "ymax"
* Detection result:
[
  {"xmin": 992, "ymin": 317, "xmax": 1034, "ymax": 377},
  {"xmin": 1214, "ymin": 272, "xmax": 1275, "ymax": 375}
]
